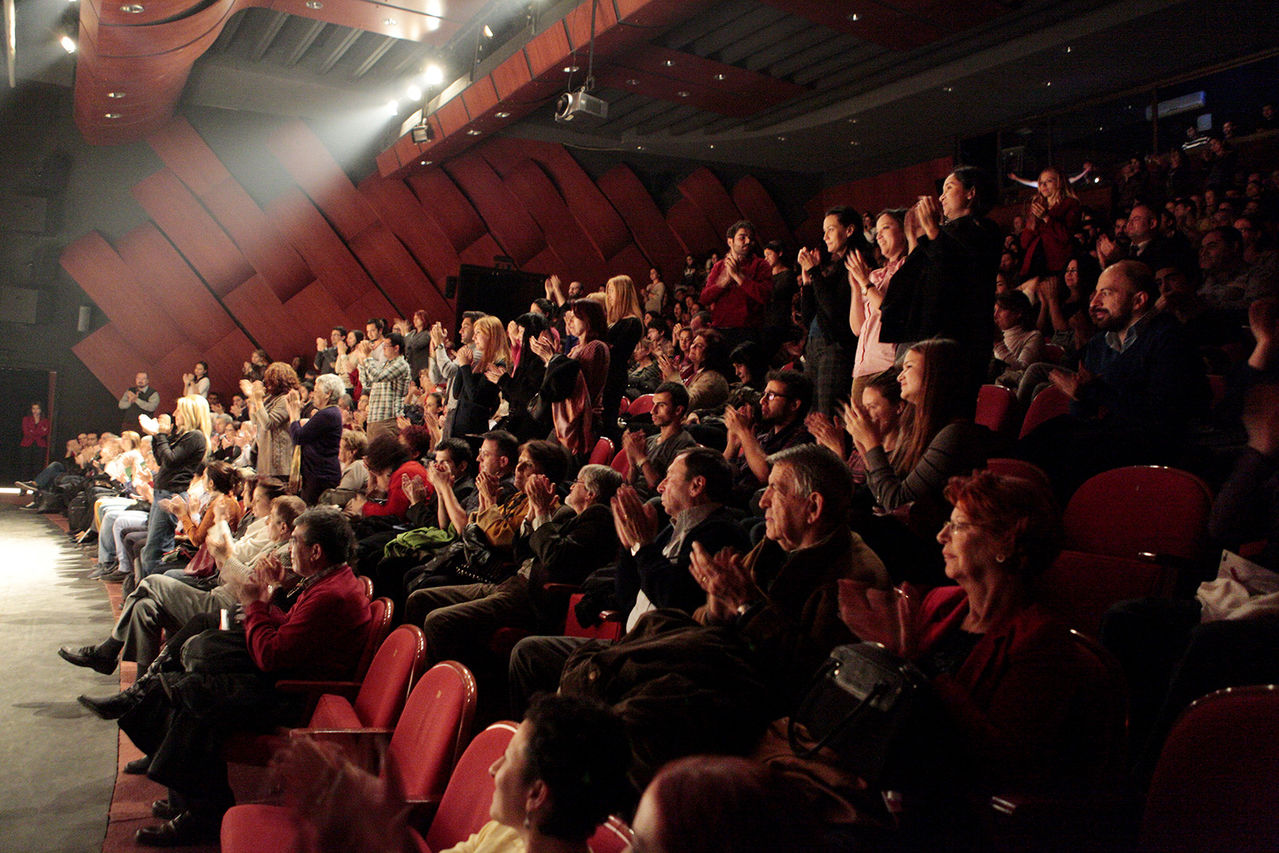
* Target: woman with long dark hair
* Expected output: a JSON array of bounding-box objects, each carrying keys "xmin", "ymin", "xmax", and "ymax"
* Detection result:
[{"xmin": 530, "ymin": 298, "xmax": 610, "ymax": 457}]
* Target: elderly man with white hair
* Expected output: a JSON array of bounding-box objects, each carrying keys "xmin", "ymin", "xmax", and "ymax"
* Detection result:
[{"xmin": 286, "ymin": 373, "xmax": 346, "ymax": 504}]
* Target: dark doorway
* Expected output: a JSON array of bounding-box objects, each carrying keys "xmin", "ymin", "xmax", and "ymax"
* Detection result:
[{"xmin": 0, "ymin": 368, "xmax": 56, "ymax": 482}]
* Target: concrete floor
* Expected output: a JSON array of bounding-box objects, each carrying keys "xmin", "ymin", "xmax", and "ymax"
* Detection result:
[{"xmin": 0, "ymin": 506, "xmax": 117, "ymax": 852}]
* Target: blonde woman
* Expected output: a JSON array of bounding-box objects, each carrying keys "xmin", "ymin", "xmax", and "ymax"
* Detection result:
[
  {"xmin": 452, "ymin": 314, "xmax": 510, "ymax": 436},
  {"xmin": 603, "ymin": 274, "xmax": 645, "ymax": 435},
  {"xmin": 137, "ymin": 394, "xmax": 211, "ymax": 576}
]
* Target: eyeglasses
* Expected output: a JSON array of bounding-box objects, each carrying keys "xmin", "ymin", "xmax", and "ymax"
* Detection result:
[
  {"xmin": 941, "ymin": 519, "xmax": 984, "ymax": 534},
  {"xmin": 761, "ymin": 390, "xmax": 792, "ymax": 401}
]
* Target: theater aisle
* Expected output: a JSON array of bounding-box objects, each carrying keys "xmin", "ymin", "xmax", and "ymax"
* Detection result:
[{"xmin": 0, "ymin": 504, "xmax": 117, "ymax": 851}]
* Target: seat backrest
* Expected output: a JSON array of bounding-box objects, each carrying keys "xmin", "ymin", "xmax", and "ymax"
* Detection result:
[
  {"xmin": 384, "ymin": 661, "xmax": 477, "ymax": 807},
  {"xmin": 588, "ymin": 436, "xmax": 615, "ymax": 465},
  {"xmin": 1140, "ymin": 685, "xmax": 1279, "ymax": 852},
  {"xmin": 425, "ymin": 722, "xmax": 519, "ymax": 852},
  {"xmin": 351, "ymin": 625, "xmax": 428, "ymax": 729},
  {"xmin": 564, "ymin": 593, "xmax": 625, "ymax": 641},
  {"xmin": 1042, "ymin": 342, "xmax": 1066, "ymax": 365},
  {"xmin": 976, "ymin": 384, "xmax": 1017, "ymax": 435},
  {"xmin": 360, "ymin": 575, "xmax": 375, "ymax": 599},
  {"xmin": 1035, "ymin": 550, "xmax": 1176, "ymax": 637},
  {"xmin": 609, "ymin": 448, "xmax": 631, "ymax": 477},
  {"xmin": 984, "ymin": 457, "xmax": 1052, "ymax": 490},
  {"xmin": 589, "ymin": 817, "xmax": 633, "ymax": 853},
  {"xmin": 628, "ymin": 394, "xmax": 655, "ymax": 416},
  {"xmin": 1018, "ymin": 384, "xmax": 1072, "ymax": 439},
  {"xmin": 1062, "ymin": 465, "xmax": 1213, "ymax": 564},
  {"xmin": 355, "ymin": 597, "xmax": 394, "ymax": 681}
]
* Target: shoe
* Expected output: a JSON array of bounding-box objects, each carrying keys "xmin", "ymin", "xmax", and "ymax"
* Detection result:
[
  {"xmin": 124, "ymin": 755, "xmax": 152, "ymax": 774},
  {"xmin": 19, "ymin": 502, "xmax": 38, "ymax": 511},
  {"xmin": 77, "ymin": 690, "xmax": 138, "ymax": 720},
  {"xmin": 103, "ymin": 568, "xmax": 130, "ymax": 583},
  {"xmin": 15, "ymin": 480, "xmax": 36, "ymax": 490},
  {"xmin": 151, "ymin": 799, "xmax": 181, "ymax": 821},
  {"xmin": 58, "ymin": 644, "xmax": 118, "ymax": 675},
  {"xmin": 134, "ymin": 811, "xmax": 219, "ymax": 847},
  {"xmin": 87, "ymin": 563, "xmax": 117, "ymax": 580}
]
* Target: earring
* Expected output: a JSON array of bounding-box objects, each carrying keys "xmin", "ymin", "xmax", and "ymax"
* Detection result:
[{"xmin": 995, "ymin": 554, "xmax": 1006, "ymax": 563}]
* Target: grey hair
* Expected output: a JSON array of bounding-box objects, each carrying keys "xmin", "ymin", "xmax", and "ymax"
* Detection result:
[
  {"xmin": 766, "ymin": 444, "xmax": 854, "ymax": 526},
  {"xmin": 577, "ymin": 464, "xmax": 623, "ymax": 504},
  {"xmin": 314, "ymin": 373, "xmax": 346, "ymax": 405}
]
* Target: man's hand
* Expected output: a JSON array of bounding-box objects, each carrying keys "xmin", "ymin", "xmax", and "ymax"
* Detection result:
[
  {"xmin": 476, "ymin": 471, "xmax": 500, "ymax": 510},
  {"xmin": 690, "ymin": 542, "xmax": 761, "ymax": 622},
  {"xmin": 1096, "ymin": 234, "xmax": 1120, "ymax": 267},
  {"xmin": 1049, "ymin": 365, "xmax": 1092, "ymax": 400},
  {"xmin": 610, "ymin": 485, "xmax": 659, "ymax": 550},
  {"xmin": 622, "ymin": 428, "xmax": 647, "ymax": 465},
  {"xmin": 426, "ymin": 463, "xmax": 453, "ymax": 492},
  {"xmin": 316, "ymin": 337, "xmax": 327, "ymax": 352},
  {"xmin": 722, "ymin": 404, "xmax": 753, "ymax": 440}
]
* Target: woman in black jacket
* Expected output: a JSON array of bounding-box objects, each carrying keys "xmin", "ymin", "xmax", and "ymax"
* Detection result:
[{"xmin": 137, "ymin": 395, "xmax": 210, "ymax": 578}]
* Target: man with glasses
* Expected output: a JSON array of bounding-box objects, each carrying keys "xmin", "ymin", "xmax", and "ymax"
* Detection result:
[{"xmin": 722, "ymin": 370, "xmax": 814, "ymax": 499}]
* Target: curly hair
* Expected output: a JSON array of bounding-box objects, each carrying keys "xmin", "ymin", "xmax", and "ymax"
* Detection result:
[{"xmin": 263, "ymin": 362, "xmax": 301, "ymax": 397}]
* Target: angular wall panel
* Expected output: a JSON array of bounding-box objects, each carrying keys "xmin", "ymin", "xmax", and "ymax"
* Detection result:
[
  {"xmin": 444, "ymin": 154, "xmax": 544, "ymax": 267},
  {"xmin": 731, "ymin": 176, "xmax": 792, "ymax": 247},
  {"xmin": 595, "ymin": 163, "xmax": 686, "ymax": 281},
  {"xmin": 678, "ymin": 167, "xmax": 742, "ymax": 239}
]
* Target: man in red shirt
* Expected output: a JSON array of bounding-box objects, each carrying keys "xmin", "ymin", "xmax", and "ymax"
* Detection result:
[{"xmin": 700, "ymin": 220, "xmax": 773, "ymax": 347}]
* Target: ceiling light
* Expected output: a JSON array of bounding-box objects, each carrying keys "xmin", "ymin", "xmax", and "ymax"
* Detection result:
[
  {"xmin": 119, "ymin": 3, "xmax": 143, "ymax": 11},
  {"xmin": 420, "ymin": 160, "xmax": 428, "ymax": 165},
  {"xmin": 708, "ymin": 144, "xmax": 715, "ymax": 149},
  {"xmin": 847, "ymin": 118, "xmax": 858, "ymax": 124},
  {"xmin": 59, "ymin": 35, "xmax": 77, "ymax": 53},
  {"xmin": 676, "ymin": 90, "xmax": 689, "ymax": 98},
  {"xmin": 636, "ymin": 145, "xmax": 645, "ymax": 151},
  {"xmin": 406, "ymin": 85, "xmax": 422, "ymax": 101},
  {"xmin": 107, "ymin": 91, "xmax": 125, "ymax": 98},
  {"xmin": 714, "ymin": 73, "xmax": 725, "ymax": 81},
  {"xmin": 563, "ymin": 65, "xmax": 579, "ymax": 73},
  {"xmin": 942, "ymin": 86, "xmax": 953, "ymax": 93},
  {"xmin": 104, "ymin": 112, "xmax": 121, "ymax": 119},
  {"xmin": 384, "ymin": 17, "xmax": 396, "ymax": 26},
  {"xmin": 848, "ymin": 12, "xmax": 860, "ymax": 22},
  {"xmin": 1064, "ymin": 45, "xmax": 1072, "ymax": 53},
  {"xmin": 494, "ymin": 111, "xmax": 510, "ymax": 118},
  {"xmin": 384, "ymin": 100, "xmax": 399, "ymax": 118},
  {"xmin": 482, "ymin": 24, "xmax": 493, "ymax": 38},
  {"xmin": 426, "ymin": 15, "xmax": 440, "ymax": 32},
  {"xmin": 777, "ymin": 136, "xmax": 786, "ymax": 141},
  {"xmin": 849, "ymin": 140, "xmax": 860, "ymax": 146},
  {"xmin": 466, "ymin": 129, "xmax": 482, "ymax": 136},
  {"xmin": 424, "ymin": 65, "xmax": 444, "ymax": 86},
  {"xmin": 1045, "ymin": 81, "xmax": 1052, "ymax": 87},
  {"xmin": 626, "ymin": 78, "xmax": 638, "ymax": 86},
  {"xmin": 662, "ymin": 60, "xmax": 673, "ymax": 67},
  {"xmin": 304, "ymin": 0, "xmax": 321, "ymax": 7}
]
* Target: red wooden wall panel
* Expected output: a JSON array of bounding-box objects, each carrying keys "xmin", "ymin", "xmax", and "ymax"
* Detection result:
[
  {"xmin": 72, "ymin": 325, "xmax": 149, "ymax": 405},
  {"xmin": 346, "ymin": 225, "xmax": 447, "ymax": 319},
  {"xmin": 595, "ymin": 164, "xmax": 685, "ymax": 281},
  {"xmin": 678, "ymin": 168, "xmax": 742, "ymax": 239},
  {"xmin": 606, "ymin": 245, "xmax": 654, "ymax": 288},
  {"xmin": 458, "ymin": 234, "xmax": 507, "ymax": 268},
  {"xmin": 522, "ymin": 247, "xmax": 568, "ymax": 279},
  {"xmin": 731, "ymin": 176, "xmax": 792, "ymax": 246},
  {"xmin": 502, "ymin": 160, "xmax": 608, "ymax": 285},
  {"xmin": 665, "ymin": 197, "xmax": 721, "ymax": 258},
  {"xmin": 406, "ymin": 170, "xmax": 487, "ymax": 249},
  {"xmin": 283, "ymin": 281, "xmax": 349, "ymax": 343},
  {"xmin": 265, "ymin": 188, "xmax": 376, "ymax": 307},
  {"xmin": 267, "ymin": 120, "xmax": 378, "ymax": 239},
  {"xmin": 146, "ymin": 116, "xmax": 231, "ymax": 194},
  {"xmin": 199, "ymin": 177, "xmax": 312, "ymax": 303},
  {"xmin": 444, "ymin": 154, "xmax": 544, "ymax": 267},
  {"xmin": 115, "ymin": 223, "xmax": 236, "ymax": 348},
  {"xmin": 202, "ymin": 328, "xmax": 259, "ymax": 399},
  {"xmin": 131, "ymin": 169, "xmax": 255, "ymax": 298},
  {"xmin": 220, "ymin": 275, "xmax": 313, "ymax": 361},
  {"xmin": 357, "ymin": 174, "xmax": 461, "ymax": 290},
  {"xmin": 61, "ymin": 231, "xmax": 185, "ymax": 355}
]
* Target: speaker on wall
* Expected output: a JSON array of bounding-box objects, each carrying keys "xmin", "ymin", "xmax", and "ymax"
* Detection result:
[
  {"xmin": 445, "ymin": 275, "xmax": 458, "ymax": 299},
  {"xmin": 77, "ymin": 305, "xmax": 92, "ymax": 333}
]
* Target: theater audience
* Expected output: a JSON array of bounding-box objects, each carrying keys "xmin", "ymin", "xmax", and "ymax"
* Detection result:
[
  {"xmin": 700, "ymin": 220, "xmax": 772, "ymax": 347},
  {"xmin": 137, "ymin": 395, "xmax": 212, "ymax": 577},
  {"xmin": 532, "ymin": 298, "xmax": 609, "ymax": 458}
]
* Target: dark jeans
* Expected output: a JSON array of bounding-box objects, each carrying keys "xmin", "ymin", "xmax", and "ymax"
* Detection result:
[
  {"xmin": 507, "ymin": 635, "xmax": 597, "ymax": 718},
  {"xmin": 140, "ymin": 489, "xmax": 176, "ymax": 577},
  {"xmin": 34, "ymin": 461, "xmax": 65, "ymax": 490}
]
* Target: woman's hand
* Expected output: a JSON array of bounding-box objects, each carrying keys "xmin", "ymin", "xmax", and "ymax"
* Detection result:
[
  {"xmin": 915, "ymin": 195, "xmax": 941, "ymax": 239},
  {"xmin": 805, "ymin": 411, "xmax": 844, "ymax": 455},
  {"xmin": 655, "ymin": 351, "xmax": 680, "ymax": 382},
  {"xmin": 1030, "ymin": 196, "xmax": 1047, "ymax": 220},
  {"xmin": 845, "ymin": 249, "xmax": 871, "ymax": 289},
  {"xmin": 455, "ymin": 344, "xmax": 474, "ymax": 367},
  {"xmin": 796, "ymin": 247, "xmax": 821, "ymax": 273},
  {"xmin": 182, "ymin": 372, "xmax": 194, "ymax": 385},
  {"xmin": 402, "ymin": 474, "xmax": 426, "ymax": 506},
  {"xmin": 285, "ymin": 389, "xmax": 303, "ymax": 422},
  {"xmin": 837, "ymin": 580, "xmax": 915, "ymax": 657},
  {"xmin": 523, "ymin": 473, "xmax": 556, "ymax": 517},
  {"xmin": 239, "ymin": 378, "xmax": 254, "ymax": 398},
  {"xmin": 484, "ymin": 362, "xmax": 507, "ymax": 384},
  {"xmin": 838, "ymin": 399, "xmax": 882, "ymax": 453},
  {"xmin": 156, "ymin": 414, "xmax": 173, "ymax": 435}
]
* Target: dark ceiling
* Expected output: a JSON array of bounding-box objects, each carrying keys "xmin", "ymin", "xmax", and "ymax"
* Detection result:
[{"xmin": 14, "ymin": 0, "xmax": 1279, "ymax": 178}]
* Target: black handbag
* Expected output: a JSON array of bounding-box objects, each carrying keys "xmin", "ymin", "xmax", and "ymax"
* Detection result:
[
  {"xmin": 788, "ymin": 642, "xmax": 929, "ymax": 787},
  {"xmin": 410, "ymin": 522, "xmax": 516, "ymax": 589}
]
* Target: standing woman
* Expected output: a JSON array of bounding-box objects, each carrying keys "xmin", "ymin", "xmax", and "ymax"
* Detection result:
[
  {"xmin": 18, "ymin": 401, "xmax": 50, "ymax": 481},
  {"xmin": 137, "ymin": 395, "xmax": 211, "ymax": 576},
  {"xmin": 242, "ymin": 362, "xmax": 299, "ymax": 479},
  {"xmin": 879, "ymin": 166, "xmax": 1002, "ymax": 406},
  {"xmin": 531, "ymin": 298, "xmax": 610, "ymax": 458},
  {"xmin": 499, "ymin": 312, "xmax": 551, "ymax": 441},
  {"xmin": 797, "ymin": 206, "xmax": 866, "ymax": 415},
  {"xmin": 452, "ymin": 315, "xmax": 511, "ymax": 437},
  {"xmin": 404, "ymin": 310, "xmax": 432, "ymax": 382},
  {"xmin": 847, "ymin": 208, "xmax": 909, "ymax": 406},
  {"xmin": 286, "ymin": 373, "xmax": 345, "ymax": 504},
  {"xmin": 1019, "ymin": 167, "xmax": 1081, "ymax": 283},
  {"xmin": 182, "ymin": 362, "xmax": 211, "ymax": 398},
  {"xmin": 602, "ymin": 275, "xmax": 645, "ymax": 438}
]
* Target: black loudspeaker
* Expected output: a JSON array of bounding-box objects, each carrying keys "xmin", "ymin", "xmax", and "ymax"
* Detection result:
[
  {"xmin": 445, "ymin": 275, "xmax": 458, "ymax": 299},
  {"xmin": 453, "ymin": 265, "xmax": 545, "ymax": 328}
]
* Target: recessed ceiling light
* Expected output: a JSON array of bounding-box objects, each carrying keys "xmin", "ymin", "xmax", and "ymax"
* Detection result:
[
  {"xmin": 563, "ymin": 65, "xmax": 579, "ymax": 73},
  {"xmin": 847, "ymin": 118, "xmax": 858, "ymax": 124},
  {"xmin": 482, "ymin": 25, "xmax": 494, "ymax": 38},
  {"xmin": 848, "ymin": 12, "xmax": 860, "ymax": 22},
  {"xmin": 626, "ymin": 78, "xmax": 639, "ymax": 86},
  {"xmin": 495, "ymin": 111, "xmax": 510, "ymax": 119},
  {"xmin": 1045, "ymin": 81, "xmax": 1052, "ymax": 87},
  {"xmin": 406, "ymin": 85, "xmax": 422, "ymax": 101},
  {"xmin": 59, "ymin": 35, "xmax": 77, "ymax": 53},
  {"xmin": 708, "ymin": 144, "xmax": 715, "ymax": 149},
  {"xmin": 676, "ymin": 91, "xmax": 689, "ymax": 98},
  {"xmin": 107, "ymin": 91, "xmax": 125, "ymax": 98},
  {"xmin": 636, "ymin": 145, "xmax": 646, "ymax": 151},
  {"xmin": 119, "ymin": 3, "xmax": 143, "ymax": 12},
  {"xmin": 384, "ymin": 17, "xmax": 396, "ymax": 26},
  {"xmin": 1064, "ymin": 45, "xmax": 1072, "ymax": 53},
  {"xmin": 384, "ymin": 100, "xmax": 399, "ymax": 117},
  {"xmin": 422, "ymin": 160, "xmax": 433, "ymax": 165},
  {"xmin": 466, "ymin": 129, "xmax": 482, "ymax": 136},
  {"xmin": 777, "ymin": 136, "xmax": 786, "ymax": 141},
  {"xmin": 849, "ymin": 140, "xmax": 860, "ymax": 146},
  {"xmin": 942, "ymin": 86, "xmax": 953, "ymax": 93},
  {"xmin": 104, "ymin": 112, "xmax": 121, "ymax": 119},
  {"xmin": 424, "ymin": 65, "xmax": 444, "ymax": 86},
  {"xmin": 662, "ymin": 60, "xmax": 674, "ymax": 67},
  {"xmin": 714, "ymin": 73, "xmax": 725, "ymax": 81},
  {"xmin": 304, "ymin": 0, "xmax": 321, "ymax": 8}
]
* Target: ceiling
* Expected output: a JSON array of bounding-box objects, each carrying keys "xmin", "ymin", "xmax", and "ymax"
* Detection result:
[{"xmin": 16, "ymin": 0, "xmax": 1279, "ymax": 177}]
